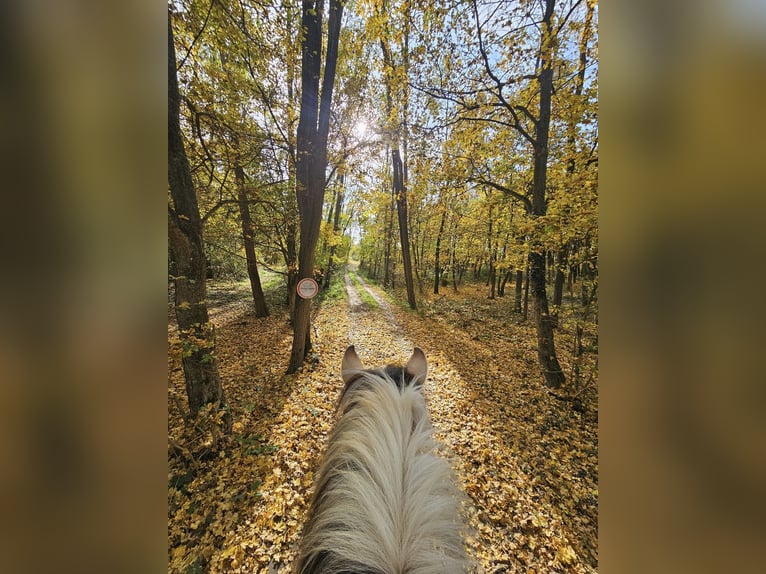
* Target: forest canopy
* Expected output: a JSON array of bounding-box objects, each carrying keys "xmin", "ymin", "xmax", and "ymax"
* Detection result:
[{"xmin": 168, "ymin": 0, "xmax": 598, "ymax": 572}]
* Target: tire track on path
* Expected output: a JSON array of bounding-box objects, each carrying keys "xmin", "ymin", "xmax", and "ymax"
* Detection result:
[
  {"xmin": 343, "ymin": 267, "xmax": 412, "ymax": 363},
  {"xmin": 341, "ymin": 268, "xmax": 488, "ymax": 571}
]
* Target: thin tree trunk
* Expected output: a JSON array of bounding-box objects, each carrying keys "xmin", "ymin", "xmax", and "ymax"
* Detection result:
[
  {"xmin": 383, "ymin": 172, "xmax": 393, "ymax": 287},
  {"xmin": 392, "ymin": 148, "xmax": 417, "ymax": 310},
  {"xmin": 499, "ymin": 270, "xmax": 511, "ymax": 297},
  {"xmin": 321, "ymin": 185, "xmax": 337, "ymax": 257},
  {"xmin": 323, "ymin": 173, "xmax": 344, "ymax": 289},
  {"xmin": 286, "ymin": 208, "xmax": 298, "ymax": 316},
  {"xmin": 525, "ymin": 0, "xmax": 565, "ymax": 388},
  {"xmin": 522, "ymin": 264, "xmax": 530, "ymax": 321},
  {"xmin": 487, "ymin": 200, "xmax": 496, "ymax": 298},
  {"xmin": 551, "ymin": 245, "xmax": 567, "ymax": 326},
  {"xmin": 235, "ymin": 164, "xmax": 269, "ymax": 317},
  {"xmin": 547, "ymin": 251, "xmax": 555, "ymax": 282},
  {"xmin": 434, "ymin": 207, "xmax": 447, "ymax": 294},
  {"xmin": 168, "ymin": 11, "xmax": 230, "ymax": 429},
  {"xmin": 450, "ymin": 236, "xmax": 458, "ymax": 292},
  {"xmin": 514, "ymin": 269, "xmax": 523, "ymax": 313},
  {"xmin": 567, "ymin": 265, "xmax": 575, "ymax": 297}
]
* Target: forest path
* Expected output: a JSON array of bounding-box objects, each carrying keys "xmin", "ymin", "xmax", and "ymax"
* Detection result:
[
  {"xmin": 343, "ymin": 267, "xmax": 411, "ymax": 362},
  {"xmin": 341, "ymin": 268, "xmax": 503, "ymax": 570},
  {"xmin": 169, "ymin": 272, "xmax": 597, "ymax": 574}
]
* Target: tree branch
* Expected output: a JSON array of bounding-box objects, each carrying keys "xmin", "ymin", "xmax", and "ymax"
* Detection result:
[
  {"xmin": 556, "ymin": 0, "xmax": 585, "ymax": 36},
  {"xmin": 468, "ymin": 177, "xmax": 533, "ymax": 214},
  {"xmin": 174, "ymin": 0, "xmax": 215, "ymax": 72}
]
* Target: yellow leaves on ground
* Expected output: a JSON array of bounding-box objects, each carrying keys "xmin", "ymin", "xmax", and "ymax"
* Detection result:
[
  {"xmin": 169, "ymin": 280, "xmax": 352, "ymax": 573},
  {"xmin": 168, "ymin": 276, "xmax": 598, "ymax": 573},
  {"xmin": 557, "ymin": 543, "xmax": 579, "ymax": 565},
  {"xmin": 372, "ymin": 279, "xmax": 598, "ymax": 573}
]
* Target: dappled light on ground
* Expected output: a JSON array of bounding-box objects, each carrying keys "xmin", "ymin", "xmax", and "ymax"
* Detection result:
[{"xmin": 168, "ymin": 272, "xmax": 597, "ymax": 573}]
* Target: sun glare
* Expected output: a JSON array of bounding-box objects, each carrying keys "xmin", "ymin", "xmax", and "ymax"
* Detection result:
[{"xmin": 353, "ymin": 119, "xmax": 368, "ymax": 140}]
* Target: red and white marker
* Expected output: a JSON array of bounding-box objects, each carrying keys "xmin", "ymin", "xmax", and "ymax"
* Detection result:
[{"xmin": 296, "ymin": 277, "xmax": 319, "ymax": 299}]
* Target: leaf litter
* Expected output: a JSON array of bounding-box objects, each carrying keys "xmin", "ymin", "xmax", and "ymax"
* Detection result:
[{"xmin": 168, "ymin": 271, "xmax": 598, "ymax": 573}]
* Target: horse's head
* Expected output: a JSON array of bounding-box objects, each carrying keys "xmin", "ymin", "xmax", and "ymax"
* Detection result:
[
  {"xmin": 295, "ymin": 343, "xmax": 466, "ymax": 573},
  {"xmin": 341, "ymin": 345, "xmax": 428, "ymax": 394}
]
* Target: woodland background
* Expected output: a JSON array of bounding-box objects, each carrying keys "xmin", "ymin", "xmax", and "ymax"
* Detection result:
[
  {"xmin": 168, "ymin": 0, "xmax": 598, "ymax": 572},
  {"xmin": 0, "ymin": 1, "xmax": 760, "ymax": 574}
]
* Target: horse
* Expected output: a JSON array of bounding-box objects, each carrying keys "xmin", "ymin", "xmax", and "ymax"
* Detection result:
[{"xmin": 294, "ymin": 345, "xmax": 467, "ymax": 573}]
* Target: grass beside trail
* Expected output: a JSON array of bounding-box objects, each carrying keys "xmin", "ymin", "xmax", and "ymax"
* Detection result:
[
  {"xmin": 317, "ymin": 267, "xmax": 348, "ymax": 304},
  {"xmin": 350, "ymin": 272, "xmax": 379, "ymax": 309}
]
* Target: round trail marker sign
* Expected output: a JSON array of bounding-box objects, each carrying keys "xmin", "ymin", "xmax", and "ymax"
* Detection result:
[{"xmin": 296, "ymin": 277, "xmax": 319, "ymax": 299}]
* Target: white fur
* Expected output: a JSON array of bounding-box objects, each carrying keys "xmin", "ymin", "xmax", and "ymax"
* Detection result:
[{"xmin": 295, "ymin": 370, "xmax": 466, "ymax": 573}]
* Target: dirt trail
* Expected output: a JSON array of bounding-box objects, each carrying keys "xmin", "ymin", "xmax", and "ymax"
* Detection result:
[
  {"xmin": 344, "ymin": 268, "xmax": 412, "ymax": 361},
  {"xmin": 342, "ymin": 268, "xmax": 489, "ymax": 565}
]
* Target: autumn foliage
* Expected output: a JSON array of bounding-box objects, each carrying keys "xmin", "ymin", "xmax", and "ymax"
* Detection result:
[{"xmin": 169, "ymin": 0, "xmax": 598, "ymax": 571}]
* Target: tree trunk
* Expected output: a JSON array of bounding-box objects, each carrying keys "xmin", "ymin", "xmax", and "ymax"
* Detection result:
[
  {"xmin": 487, "ymin": 200, "xmax": 496, "ymax": 298},
  {"xmin": 514, "ymin": 269, "xmax": 523, "ymax": 313},
  {"xmin": 547, "ymin": 250, "xmax": 555, "ymax": 282},
  {"xmin": 383, "ymin": 173, "xmax": 393, "ymax": 287},
  {"xmin": 551, "ymin": 245, "xmax": 567, "ymax": 326},
  {"xmin": 235, "ymin": 164, "xmax": 269, "ymax": 317},
  {"xmin": 527, "ymin": 0, "xmax": 565, "ymax": 388},
  {"xmin": 286, "ymin": 210, "xmax": 298, "ymax": 316},
  {"xmin": 522, "ymin": 264, "xmax": 530, "ymax": 321},
  {"xmin": 392, "ymin": 148, "xmax": 417, "ymax": 310},
  {"xmin": 433, "ymin": 207, "xmax": 446, "ymax": 294},
  {"xmin": 324, "ymin": 173, "xmax": 344, "ymax": 289},
  {"xmin": 168, "ymin": 11, "xmax": 230, "ymax": 429},
  {"xmin": 450, "ymin": 237, "xmax": 458, "ymax": 292},
  {"xmin": 499, "ymin": 269, "xmax": 511, "ymax": 297},
  {"xmin": 287, "ymin": 0, "xmax": 344, "ymax": 374}
]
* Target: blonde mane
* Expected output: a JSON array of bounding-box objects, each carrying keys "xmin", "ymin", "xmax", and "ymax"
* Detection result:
[{"xmin": 294, "ymin": 348, "xmax": 466, "ymax": 573}]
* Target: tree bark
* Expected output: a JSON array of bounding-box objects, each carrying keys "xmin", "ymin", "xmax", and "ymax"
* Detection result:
[
  {"xmin": 287, "ymin": 0, "xmax": 343, "ymax": 373},
  {"xmin": 168, "ymin": 11, "xmax": 230, "ymax": 429},
  {"xmin": 323, "ymin": 173, "xmax": 344, "ymax": 289},
  {"xmin": 434, "ymin": 207, "xmax": 446, "ymax": 294},
  {"xmin": 234, "ymin": 164, "xmax": 269, "ymax": 317},
  {"xmin": 392, "ymin": 149, "xmax": 417, "ymax": 309},
  {"xmin": 514, "ymin": 269, "xmax": 523, "ymax": 313},
  {"xmin": 527, "ymin": 0, "xmax": 565, "ymax": 388},
  {"xmin": 499, "ymin": 269, "xmax": 511, "ymax": 297}
]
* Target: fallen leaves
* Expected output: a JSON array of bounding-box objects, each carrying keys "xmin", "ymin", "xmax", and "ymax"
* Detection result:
[
  {"xmin": 168, "ymin": 273, "xmax": 598, "ymax": 573},
  {"xmin": 360, "ymin": 276, "xmax": 598, "ymax": 573}
]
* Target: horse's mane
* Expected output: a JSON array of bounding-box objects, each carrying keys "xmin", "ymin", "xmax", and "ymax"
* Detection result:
[{"xmin": 295, "ymin": 363, "xmax": 466, "ymax": 574}]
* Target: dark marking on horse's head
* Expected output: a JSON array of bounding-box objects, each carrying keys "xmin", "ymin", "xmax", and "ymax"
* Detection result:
[
  {"xmin": 382, "ymin": 364, "xmax": 421, "ymax": 389},
  {"xmin": 339, "ymin": 345, "xmax": 429, "ymax": 406}
]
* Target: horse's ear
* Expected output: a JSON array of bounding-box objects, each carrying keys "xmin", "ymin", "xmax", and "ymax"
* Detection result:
[
  {"xmin": 342, "ymin": 345, "xmax": 365, "ymax": 383},
  {"xmin": 405, "ymin": 347, "xmax": 428, "ymax": 385}
]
